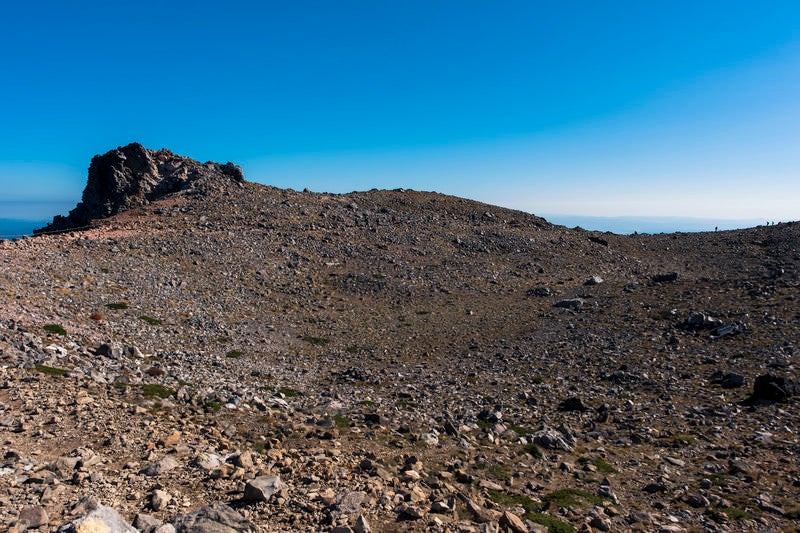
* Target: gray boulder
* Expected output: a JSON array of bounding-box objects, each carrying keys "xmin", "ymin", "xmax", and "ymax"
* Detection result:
[
  {"xmin": 243, "ymin": 475, "xmax": 286, "ymax": 502},
  {"xmin": 172, "ymin": 503, "xmax": 254, "ymax": 533},
  {"xmin": 64, "ymin": 505, "xmax": 137, "ymax": 533}
]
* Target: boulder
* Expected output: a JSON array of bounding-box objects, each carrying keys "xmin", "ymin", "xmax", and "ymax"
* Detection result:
[
  {"xmin": 748, "ymin": 374, "xmax": 797, "ymax": 403},
  {"xmin": 67, "ymin": 505, "xmax": 138, "ymax": 533},
  {"xmin": 553, "ymin": 298, "xmax": 584, "ymax": 311},
  {"xmin": 243, "ymin": 475, "xmax": 286, "ymax": 502}
]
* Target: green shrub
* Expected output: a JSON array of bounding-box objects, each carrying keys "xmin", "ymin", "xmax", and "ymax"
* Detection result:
[
  {"xmin": 542, "ymin": 488, "xmax": 605, "ymax": 508},
  {"xmin": 43, "ymin": 324, "xmax": 66, "ymax": 335},
  {"xmin": 333, "ymin": 415, "xmax": 352, "ymax": 429},
  {"xmin": 722, "ymin": 507, "xmax": 753, "ymax": 521},
  {"xmin": 226, "ymin": 350, "xmax": 244, "ymax": 358},
  {"xmin": 278, "ymin": 387, "xmax": 300, "ymax": 397},
  {"xmin": 302, "ymin": 335, "xmax": 330, "ymax": 346},
  {"xmin": 139, "ymin": 315, "xmax": 162, "ymax": 325},
  {"xmin": 35, "ymin": 364, "xmax": 68, "ymax": 377},
  {"xmin": 578, "ymin": 456, "xmax": 616, "ymax": 473},
  {"xmin": 106, "ymin": 302, "xmax": 129, "ymax": 310},
  {"xmin": 141, "ymin": 384, "xmax": 175, "ymax": 399},
  {"xmin": 708, "ymin": 473, "xmax": 728, "ymax": 486},
  {"xmin": 527, "ymin": 513, "xmax": 576, "ymax": 533},
  {"xmin": 523, "ymin": 442, "xmax": 543, "ymax": 459},
  {"xmin": 205, "ymin": 401, "xmax": 223, "ymax": 412},
  {"xmin": 486, "ymin": 490, "xmax": 575, "ymax": 532}
]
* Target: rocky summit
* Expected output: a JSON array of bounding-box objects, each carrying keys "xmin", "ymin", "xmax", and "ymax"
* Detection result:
[
  {"xmin": 1, "ymin": 145, "xmax": 799, "ymax": 532},
  {"xmin": 35, "ymin": 143, "xmax": 244, "ymax": 234}
]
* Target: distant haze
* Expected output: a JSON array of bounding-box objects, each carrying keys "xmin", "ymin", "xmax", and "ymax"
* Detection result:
[{"xmin": 542, "ymin": 215, "xmax": 766, "ymax": 235}]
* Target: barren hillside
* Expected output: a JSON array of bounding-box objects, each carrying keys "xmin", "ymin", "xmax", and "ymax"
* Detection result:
[{"xmin": 1, "ymin": 145, "xmax": 798, "ymax": 533}]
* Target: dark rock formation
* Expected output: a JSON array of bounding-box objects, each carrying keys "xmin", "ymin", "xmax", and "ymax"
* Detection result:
[
  {"xmin": 35, "ymin": 143, "xmax": 244, "ymax": 234},
  {"xmin": 747, "ymin": 374, "xmax": 797, "ymax": 403},
  {"xmin": 652, "ymin": 272, "xmax": 679, "ymax": 283}
]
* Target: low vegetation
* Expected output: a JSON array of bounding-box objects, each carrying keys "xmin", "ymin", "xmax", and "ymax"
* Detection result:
[
  {"xmin": 43, "ymin": 324, "xmax": 67, "ymax": 336},
  {"xmin": 35, "ymin": 364, "xmax": 68, "ymax": 377}
]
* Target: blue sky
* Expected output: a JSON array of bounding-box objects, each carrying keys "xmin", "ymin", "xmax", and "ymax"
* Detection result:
[{"xmin": 1, "ymin": 1, "xmax": 798, "ymax": 225}]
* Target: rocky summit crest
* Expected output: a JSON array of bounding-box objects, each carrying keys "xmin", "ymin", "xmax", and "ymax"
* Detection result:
[{"xmin": 35, "ymin": 142, "xmax": 244, "ymax": 234}]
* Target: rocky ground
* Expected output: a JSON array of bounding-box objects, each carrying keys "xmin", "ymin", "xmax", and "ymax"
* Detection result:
[{"xmin": 1, "ymin": 145, "xmax": 798, "ymax": 532}]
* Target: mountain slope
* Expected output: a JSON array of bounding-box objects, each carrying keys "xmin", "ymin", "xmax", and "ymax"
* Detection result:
[{"xmin": 1, "ymin": 146, "xmax": 798, "ymax": 532}]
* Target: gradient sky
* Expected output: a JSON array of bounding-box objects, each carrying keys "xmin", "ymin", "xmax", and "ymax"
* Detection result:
[{"xmin": 1, "ymin": 1, "xmax": 798, "ymax": 223}]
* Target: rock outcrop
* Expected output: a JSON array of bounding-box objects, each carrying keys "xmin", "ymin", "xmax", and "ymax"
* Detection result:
[{"xmin": 35, "ymin": 143, "xmax": 244, "ymax": 234}]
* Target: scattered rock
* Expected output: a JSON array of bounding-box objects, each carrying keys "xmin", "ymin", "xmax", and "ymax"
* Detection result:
[
  {"xmin": 353, "ymin": 515, "xmax": 371, "ymax": 533},
  {"xmin": 533, "ymin": 426, "xmax": 574, "ymax": 452}
]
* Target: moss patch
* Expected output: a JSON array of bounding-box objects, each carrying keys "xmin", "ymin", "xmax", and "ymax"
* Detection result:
[
  {"xmin": 522, "ymin": 442, "xmax": 543, "ymax": 459},
  {"xmin": 302, "ymin": 335, "xmax": 330, "ymax": 346},
  {"xmin": 35, "ymin": 364, "xmax": 68, "ymax": 377},
  {"xmin": 333, "ymin": 415, "xmax": 352, "ymax": 429},
  {"xmin": 43, "ymin": 324, "xmax": 67, "ymax": 336},
  {"xmin": 141, "ymin": 384, "xmax": 176, "ymax": 399},
  {"xmin": 579, "ymin": 456, "xmax": 617, "ymax": 473},
  {"xmin": 205, "ymin": 401, "xmax": 223, "ymax": 412},
  {"xmin": 486, "ymin": 490, "xmax": 575, "ymax": 533},
  {"xmin": 542, "ymin": 488, "xmax": 605, "ymax": 508},
  {"xmin": 721, "ymin": 507, "xmax": 753, "ymax": 521}
]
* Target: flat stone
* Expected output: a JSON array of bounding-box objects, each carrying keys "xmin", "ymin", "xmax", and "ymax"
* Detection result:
[
  {"xmin": 243, "ymin": 475, "xmax": 286, "ymax": 502},
  {"xmin": 501, "ymin": 510, "xmax": 526, "ymax": 533},
  {"xmin": 172, "ymin": 502, "xmax": 255, "ymax": 533},
  {"xmin": 73, "ymin": 505, "xmax": 138, "ymax": 533},
  {"xmin": 553, "ymin": 298, "xmax": 584, "ymax": 311},
  {"xmin": 18, "ymin": 506, "xmax": 49, "ymax": 529},
  {"xmin": 336, "ymin": 491, "xmax": 366, "ymax": 514},
  {"xmin": 151, "ymin": 489, "xmax": 172, "ymax": 511},
  {"xmin": 141, "ymin": 456, "xmax": 179, "ymax": 476}
]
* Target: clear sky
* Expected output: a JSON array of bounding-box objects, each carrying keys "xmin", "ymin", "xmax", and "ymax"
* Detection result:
[{"xmin": 1, "ymin": 1, "xmax": 798, "ymax": 224}]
